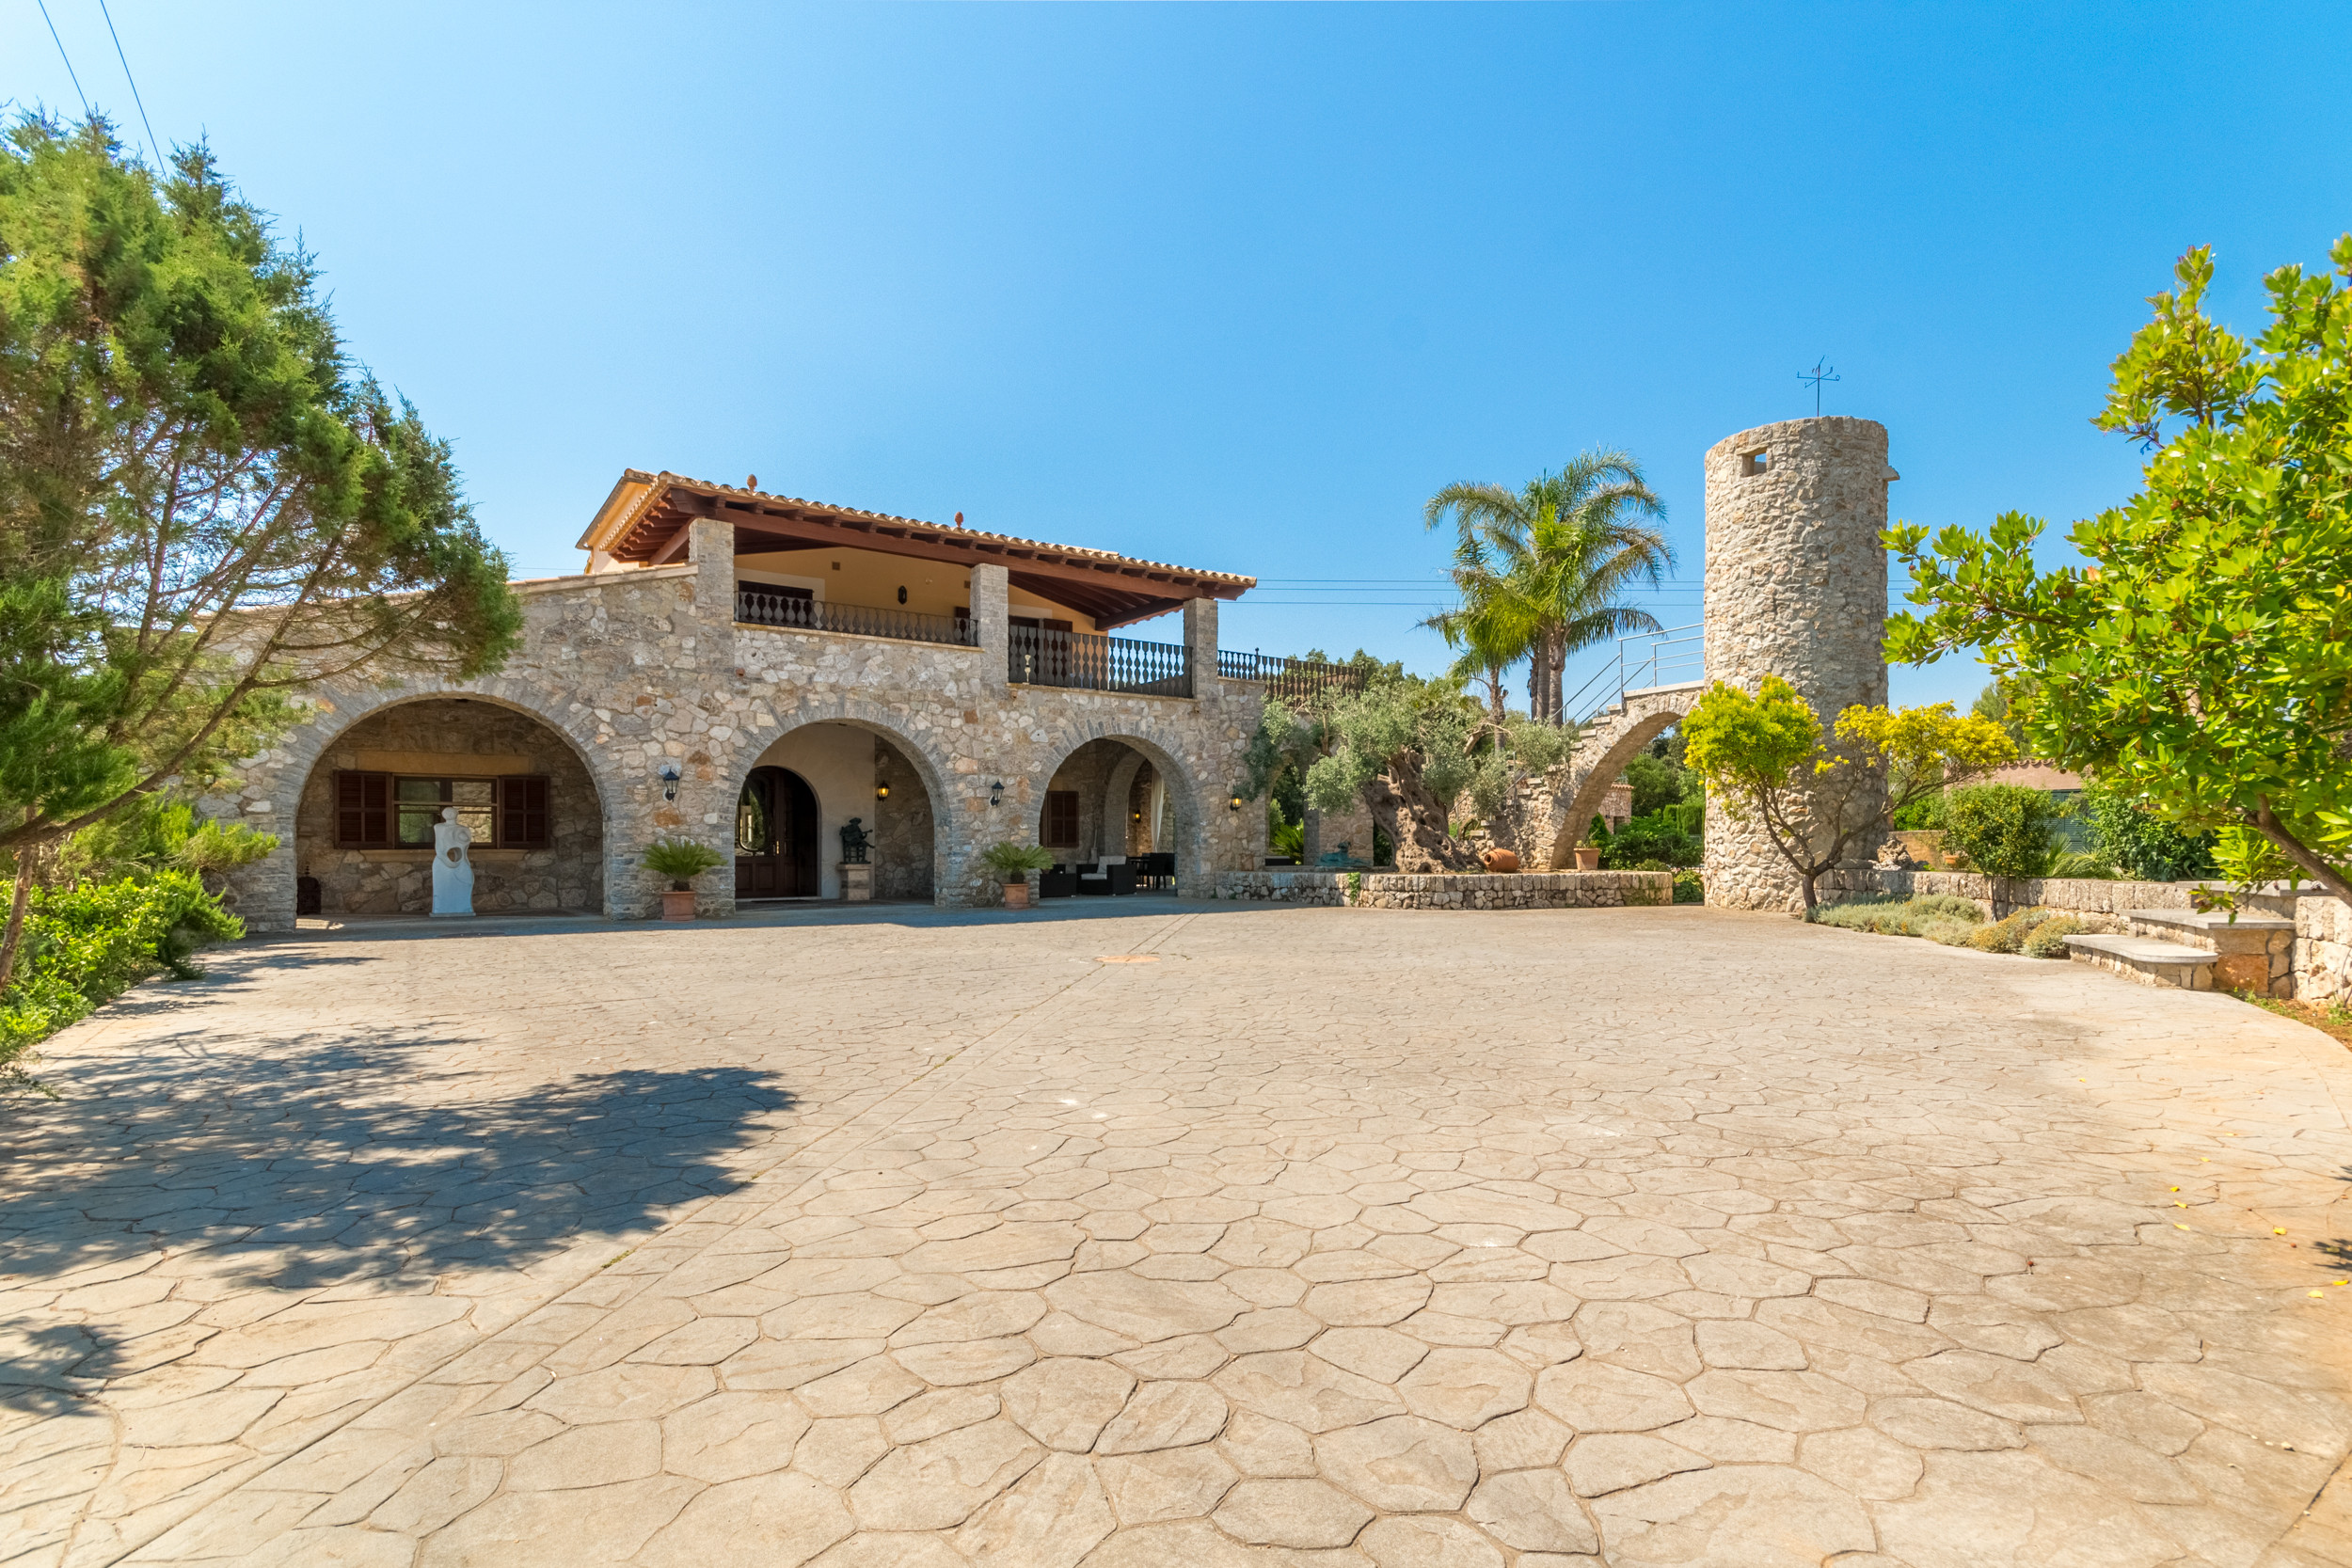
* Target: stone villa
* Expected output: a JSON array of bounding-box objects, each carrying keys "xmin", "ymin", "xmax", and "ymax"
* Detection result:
[{"xmin": 212, "ymin": 471, "xmax": 1333, "ymax": 929}]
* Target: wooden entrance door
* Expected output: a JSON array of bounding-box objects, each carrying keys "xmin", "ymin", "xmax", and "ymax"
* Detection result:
[{"xmin": 736, "ymin": 767, "xmax": 819, "ymax": 897}]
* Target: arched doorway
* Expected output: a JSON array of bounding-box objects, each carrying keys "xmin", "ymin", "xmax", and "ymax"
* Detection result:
[
  {"xmin": 737, "ymin": 767, "xmax": 819, "ymax": 898},
  {"xmin": 1034, "ymin": 736, "xmax": 1192, "ymax": 897}
]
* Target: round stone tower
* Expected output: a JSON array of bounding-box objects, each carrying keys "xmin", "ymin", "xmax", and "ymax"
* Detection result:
[{"xmin": 1700, "ymin": 416, "xmax": 1894, "ymax": 910}]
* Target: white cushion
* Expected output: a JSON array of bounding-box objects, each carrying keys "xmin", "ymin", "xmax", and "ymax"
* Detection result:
[{"xmin": 1097, "ymin": 856, "xmax": 1125, "ymax": 866}]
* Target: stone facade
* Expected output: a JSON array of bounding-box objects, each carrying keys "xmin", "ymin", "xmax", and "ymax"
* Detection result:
[
  {"xmin": 869, "ymin": 736, "xmax": 935, "ymax": 902},
  {"xmin": 208, "ymin": 525, "xmax": 1266, "ymax": 929},
  {"xmin": 290, "ymin": 698, "xmax": 604, "ymax": 917},
  {"xmin": 1217, "ymin": 869, "xmax": 1671, "ymax": 910},
  {"xmin": 2297, "ymin": 895, "xmax": 2352, "ymax": 1004},
  {"xmin": 1700, "ymin": 417, "xmax": 1893, "ymax": 910}
]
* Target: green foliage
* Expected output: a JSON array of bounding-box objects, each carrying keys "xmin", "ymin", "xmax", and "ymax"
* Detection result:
[
  {"xmin": 1305, "ymin": 678, "xmax": 1473, "ymax": 816},
  {"xmin": 56, "ymin": 795, "xmax": 276, "ymax": 884},
  {"xmin": 1892, "ymin": 792, "xmax": 1947, "ymax": 831},
  {"xmin": 1942, "ymin": 785, "xmax": 2067, "ymax": 879},
  {"xmin": 978, "ymin": 841, "xmax": 1057, "ymax": 881},
  {"xmin": 2213, "ymin": 823, "xmax": 2300, "ymax": 889},
  {"xmin": 2023, "ymin": 915, "xmax": 2085, "ymax": 958},
  {"xmin": 0, "ymin": 115, "xmax": 521, "ymax": 863},
  {"xmin": 1885, "ymin": 234, "xmax": 2352, "ymax": 902},
  {"xmin": 1622, "ymin": 752, "xmax": 1695, "ymax": 818},
  {"xmin": 2047, "ymin": 849, "xmax": 2117, "ymax": 879},
  {"xmin": 1971, "ymin": 679, "xmax": 2031, "ymax": 748},
  {"xmin": 1598, "ymin": 813, "xmax": 1701, "ymax": 870},
  {"xmin": 2, "ymin": 869, "xmax": 241, "ymax": 1092},
  {"xmin": 1806, "ymin": 894, "xmax": 1988, "ymax": 938},
  {"xmin": 2079, "ymin": 782, "xmax": 2217, "ymax": 881},
  {"xmin": 1682, "ymin": 677, "xmax": 2014, "ymax": 906},
  {"xmin": 642, "ymin": 838, "xmax": 725, "ymax": 886},
  {"xmin": 1672, "ymin": 870, "xmax": 1704, "ymax": 904}
]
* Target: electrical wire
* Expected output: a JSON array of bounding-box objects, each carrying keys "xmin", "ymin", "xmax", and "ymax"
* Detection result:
[
  {"xmin": 35, "ymin": 0, "xmax": 91, "ymax": 118},
  {"xmin": 95, "ymin": 0, "xmax": 162, "ymax": 170}
]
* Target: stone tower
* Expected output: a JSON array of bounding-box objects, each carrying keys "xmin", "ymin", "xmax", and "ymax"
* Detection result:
[{"xmin": 1700, "ymin": 416, "xmax": 1895, "ymax": 910}]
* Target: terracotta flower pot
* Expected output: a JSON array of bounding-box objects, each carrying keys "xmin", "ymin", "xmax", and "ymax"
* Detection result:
[
  {"xmin": 1002, "ymin": 879, "xmax": 1031, "ymax": 911},
  {"xmin": 1480, "ymin": 848, "xmax": 1519, "ymax": 873},
  {"xmin": 1572, "ymin": 846, "xmax": 1602, "ymax": 871},
  {"xmin": 661, "ymin": 889, "xmax": 697, "ymax": 922}
]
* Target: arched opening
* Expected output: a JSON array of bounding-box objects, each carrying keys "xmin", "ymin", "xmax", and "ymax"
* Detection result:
[
  {"xmin": 292, "ymin": 696, "xmax": 605, "ymax": 917},
  {"xmin": 735, "ymin": 720, "xmax": 940, "ymax": 902},
  {"xmin": 736, "ymin": 767, "xmax": 819, "ymax": 898},
  {"xmin": 1547, "ymin": 704, "xmax": 1691, "ymax": 869},
  {"xmin": 1033, "ymin": 736, "xmax": 1190, "ymax": 898}
]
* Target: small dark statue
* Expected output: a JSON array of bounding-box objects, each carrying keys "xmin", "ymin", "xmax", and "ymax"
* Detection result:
[{"xmin": 839, "ymin": 816, "xmax": 872, "ymax": 864}]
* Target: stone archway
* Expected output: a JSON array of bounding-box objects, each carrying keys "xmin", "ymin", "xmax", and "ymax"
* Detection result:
[
  {"xmin": 288, "ymin": 696, "xmax": 610, "ymax": 919},
  {"xmin": 1031, "ymin": 726, "xmax": 1211, "ymax": 900},
  {"xmin": 1544, "ymin": 686, "xmax": 1702, "ymax": 870},
  {"xmin": 725, "ymin": 698, "xmax": 963, "ymax": 911},
  {"xmin": 215, "ymin": 676, "xmax": 629, "ymax": 931}
]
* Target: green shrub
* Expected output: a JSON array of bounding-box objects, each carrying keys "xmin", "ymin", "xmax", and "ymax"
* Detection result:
[
  {"xmin": 2080, "ymin": 783, "xmax": 2217, "ymax": 881},
  {"xmin": 1672, "ymin": 870, "xmax": 1705, "ymax": 904},
  {"xmin": 1920, "ymin": 916, "xmax": 1979, "ymax": 945},
  {"xmin": 1969, "ymin": 907, "xmax": 2054, "ymax": 953},
  {"xmin": 2023, "ymin": 915, "xmax": 2085, "ymax": 958},
  {"xmin": 1598, "ymin": 814, "xmax": 1701, "ymax": 870},
  {"xmin": 642, "ymin": 838, "xmax": 725, "ymax": 887},
  {"xmin": 2, "ymin": 871, "xmax": 243, "ymax": 1092},
  {"xmin": 1892, "ymin": 791, "xmax": 1947, "ymax": 831},
  {"xmin": 1910, "ymin": 894, "xmax": 1988, "ymax": 923},
  {"xmin": 1808, "ymin": 895, "xmax": 1988, "ymax": 941},
  {"xmin": 1943, "ymin": 785, "xmax": 2066, "ymax": 879}
]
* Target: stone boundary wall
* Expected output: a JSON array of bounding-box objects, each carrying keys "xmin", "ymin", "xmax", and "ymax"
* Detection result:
[
  {"xmin": 1821, "ymin": 869, "xmax": 2350, "ymax": 1006},
  {"xmin": 1217, "ymin": 870, "xmax": 1671, "ymax": 911}
]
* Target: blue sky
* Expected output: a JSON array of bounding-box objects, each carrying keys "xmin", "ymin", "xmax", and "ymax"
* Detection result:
[{"xmin": 9, "ymin": 2, "xmax": 2348, "ymax": 708}]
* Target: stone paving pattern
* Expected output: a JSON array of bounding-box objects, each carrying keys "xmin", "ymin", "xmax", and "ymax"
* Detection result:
[{"xmin": 6, "ymin": 902, "xmax": 2352, "ymax": 1566}]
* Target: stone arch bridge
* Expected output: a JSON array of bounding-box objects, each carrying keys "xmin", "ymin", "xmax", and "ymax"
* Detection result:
[{"xmin": 1540, "ymin": 682, "xmax": 1705, "ymax": 869}]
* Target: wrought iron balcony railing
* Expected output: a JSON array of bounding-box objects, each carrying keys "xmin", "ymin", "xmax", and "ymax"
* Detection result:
[
  {"xmin": 735, "ymin": 590, "xmax": 977, "ymax": 648},
  {"xmin": 1216, "ymin": 649, "xmax": 1371, "ymax": 705},
  {"xmin": 1009, "ymin": 626, "xmax": 1192, "ymax": 697}
]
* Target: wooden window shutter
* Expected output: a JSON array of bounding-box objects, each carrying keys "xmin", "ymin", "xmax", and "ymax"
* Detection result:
[
  {"xmin": 1044, "ymin": 790, "xmax": 1080, "ymax": 847},
  {"xmin": 500, "ymin": 776, "xmax": 550, "ymax": 849},
  {"xmin": 336, "ymin": 771, "xmax": 390, "ymax": 848}
]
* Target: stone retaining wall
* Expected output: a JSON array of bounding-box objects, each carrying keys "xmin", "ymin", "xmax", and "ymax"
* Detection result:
[
  {"xmin": 2298, "ymin": 896, "xmax": 2351, "ymax": 1004},
  {"xmin": 1217, "ymin": 870, "xmax": 1671, "ymax": 910}
]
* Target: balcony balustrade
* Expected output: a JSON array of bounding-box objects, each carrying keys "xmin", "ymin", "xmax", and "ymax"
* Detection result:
[
  {"xmin": 1216, "ymin": 649, "xmax": 1370, "ymax": 704},
  {"xmin": 735, "ymin": 589, "xmax": 977, "ymax": 648},
  {"xmin": 1009, "ymin": 626, "xmax": 1193, "ymax": 697}
]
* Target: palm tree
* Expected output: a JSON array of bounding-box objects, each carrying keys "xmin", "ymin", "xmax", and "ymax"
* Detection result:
[{"xmin": 1424, "ymin": 451, "xmax": 1673, "ymax": 723}]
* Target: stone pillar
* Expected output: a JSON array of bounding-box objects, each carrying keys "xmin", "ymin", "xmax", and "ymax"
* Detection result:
[
  {"xmin": 680, "ymin": 515, "xmax": 739, "ymax": 916},
  {"xmin": 971, "ymin": 563, "xmax": 1009, "ymax": 695},
  {"xmin": 1700, "ymin": 416, "xmax": 1894, "ymax": 911},
  {"xmin": 1182, "ymin": 596, "xmax": 1219, "ymax": 698}
]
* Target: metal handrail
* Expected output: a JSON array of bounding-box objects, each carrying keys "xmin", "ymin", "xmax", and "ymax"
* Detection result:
[
  {"xmin": 1009, "ymin": 625, "xmax": 1192, "ymax": 697},
  {"xmin": 1216, "ymin": 649, "xmax": 1370, "ymax": 705},
  {"xmin": 735, "ymin": 590, "xmax": 977, "ymax": 648},
  {"xmin": 1564, "ymin": 624, "xmax": 1704, "ymax": 725}
]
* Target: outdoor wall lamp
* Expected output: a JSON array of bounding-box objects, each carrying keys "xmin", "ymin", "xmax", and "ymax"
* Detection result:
[
  {"xmin": 990, "ymin": 781, "xmax": 1004, "ymax": 808},
  {"xmin": 1229, "ymin": 794, "xmax": 1244, "ymax": 812},
  {"xmin": 659, "ymin": 762, "xmax": 681, "ymax": 802},
  {"xmin": 876, "ymin": 783, "xmax": 891, "ymax": 801}
]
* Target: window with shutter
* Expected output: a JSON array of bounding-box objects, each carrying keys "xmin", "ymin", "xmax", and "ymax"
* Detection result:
[
  {"xmin": 1043, "ymin": 790, "xmax": 1080, "ymax": 847},
  {"xmin": 500, "ymin": 776, "xmax": 551, "ymax": 848},
  {"xmin": 335, "ymin": 771, "xmax": 391, "ymax": 848}
]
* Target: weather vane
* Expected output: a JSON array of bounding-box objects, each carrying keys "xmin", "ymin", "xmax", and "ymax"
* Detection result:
[{"xmin": 1800, "ymin": 356, "xmax": 1840, "ymax": 416}]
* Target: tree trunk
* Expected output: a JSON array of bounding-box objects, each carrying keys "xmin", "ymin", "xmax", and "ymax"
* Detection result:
[
  {"xmin": 1371, "ymin": 760, "xmax": 1483, "ymax": 874},
  {"xmin": 2252, "ymin": 803, "xmax": 2352, "ymax": 904},
  {"xmin": 1528, "ymin": 643, "xmax": 1549, "ymax": 724},
  {"xmin": 1546, "ymin": 628, "xmax": 1567, "ymax": 725},
  {"xmin": 0, "ymin": 847, "xmax": 40, "ymax": 994}
]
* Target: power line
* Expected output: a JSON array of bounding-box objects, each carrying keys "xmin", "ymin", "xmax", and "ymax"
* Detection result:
[
  {"xmin": 35, "ymin": 0, "xmax": 91, "ymax": 117},
  {"xmin": 96, "ymin": 0, "xmax": 163, "ymax": 170}
]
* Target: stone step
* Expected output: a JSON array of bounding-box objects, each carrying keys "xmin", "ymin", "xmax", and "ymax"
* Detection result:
[
  {"xmin": 2063, "ymin": 932, "xmax": 2219, "ymax": 991},
  {"xmin": 2121, "ymin": 910, "xmax": 2295, "ymax": 996}
]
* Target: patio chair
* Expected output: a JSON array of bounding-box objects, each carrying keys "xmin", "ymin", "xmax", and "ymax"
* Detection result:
[
  {"xmin": 1077, "ymin": 856, "xmax": 1136, "ymax": 895},
  {"xmin": 1038, "ymin": 866, "xmax": 1078, "ymax": 898}
]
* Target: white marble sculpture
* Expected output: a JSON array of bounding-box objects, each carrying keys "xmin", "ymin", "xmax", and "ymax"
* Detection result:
[{"xmin": 431, "ymin": 806, "xmax": 475, "ymax": 917}]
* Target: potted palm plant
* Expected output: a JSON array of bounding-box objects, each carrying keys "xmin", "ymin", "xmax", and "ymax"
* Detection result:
[
  {"xmin": 980, "ymin": 841, "xmax": 1057, "ymax": 910},
  {"xmin": 643, "ymin": 837, "xmax": 725, "ymax": 921}
]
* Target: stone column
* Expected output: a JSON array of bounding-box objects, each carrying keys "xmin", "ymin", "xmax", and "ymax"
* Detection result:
[
  {"xmin": 680, "ymin": 515, "xmax": 739, "ymax": 916},
  {"xmin": 1182, "ymin": 597, "xmax": 1219, "ymax": 698},
  {"xmin": 971, "ymin": 563, "xmax": 1009, "ymax": 695},
  {"xmin": 1700, "ymin": 416, "xmax": 1893, "ymax": 911}
]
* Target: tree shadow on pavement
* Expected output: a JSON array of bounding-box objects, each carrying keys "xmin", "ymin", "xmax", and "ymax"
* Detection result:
[{"xmin": 0, "ymin": 1018, "xmax": 797, "ymax": 1311}]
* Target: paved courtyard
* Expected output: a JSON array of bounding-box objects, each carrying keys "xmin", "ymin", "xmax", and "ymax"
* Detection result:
[{"xmin": 5, "ymin": 901, "xmax": 2352, "ymax": 1568}]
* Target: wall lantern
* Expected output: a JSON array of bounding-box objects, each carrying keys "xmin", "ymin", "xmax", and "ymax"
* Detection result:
[
  {"xmin": 897, "ymin": 586, "xmax": 909, "ymax": 605},
  {"xmin": 990, "ymin": 781, "xmax": 1004, "ymax": 808},
  {"xmin": 876, "ymin": 783, "xmax": 891, "ymax": 801},
  {"xmin": 659, "ymin": 761, "xmax": 682, "ymax": 802},
  {"xmin": 1229, "ymin": 793, "xmax": 1244, "ymax": 812},
  {"xmin": 1132, "ymin": 811, "xmax": 1142, "ymax": 822}
]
